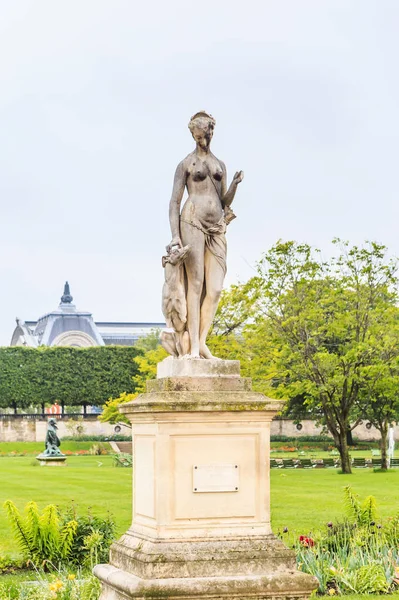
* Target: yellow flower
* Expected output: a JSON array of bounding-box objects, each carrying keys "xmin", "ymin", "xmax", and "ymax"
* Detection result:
[
  {"xmin": 68, "ymin": 573, "xmax": 76, "ymax": 580},
  {"xmin": 49, "ymin": 579, "xmax": 64, "ymax": 592},
  {"xmin": 328, "ymin": 588, "xmax": 336, "ymax": 596}
]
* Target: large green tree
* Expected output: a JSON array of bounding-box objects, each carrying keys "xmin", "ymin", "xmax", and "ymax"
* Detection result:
[
  {"xmin": 253, "ymin": 240, "xmax": 398, "ymax": 473},
  {"xmin": 207, "ymin": 282, "xmax": 280, "ymax": 395},
  {"xmin": 360, "ymin": 345, "xmax": 399, "ymax": 469}
]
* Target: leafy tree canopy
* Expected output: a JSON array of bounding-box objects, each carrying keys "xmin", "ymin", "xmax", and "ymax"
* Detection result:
[
  {"xmin": 210, "ymin": 240, "xmax": 399, "ymax": 473},
  {"xmin": 99, "ymin": 337, "xmax": 167, "ymax": 427}
]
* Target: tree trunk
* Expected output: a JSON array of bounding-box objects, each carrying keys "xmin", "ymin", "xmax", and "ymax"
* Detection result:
[
  {"xmin": 13, "ymin": 402, "xmax": 17, "ymax": 415},
  {"xmin": 83, "ymin": 403, "xmax": 87, "ymax": 415},
  {"xmin": 346, "ymin": 427, "xmax": 354, "ymax": 446},
  {"xmin": 41, "ymin": 402, "xmax": 45, "ymax": 417},
  {"xmin": 323, "ymin": 410, "xmax": 352, "ymax": 474},
  {"xmin": 380, "ymin": 423, "xmax": 389, "ymax": 470},
  {"xmin": 337, "ymin": 431, "xmax": 352, "ymax": 474},
  {"xmin": 61, "ymin": 401, "xmax": 65, "ymax": 416}
]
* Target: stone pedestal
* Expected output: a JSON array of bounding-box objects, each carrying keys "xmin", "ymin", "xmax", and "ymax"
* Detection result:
[
  {"xmin": 94, "ymin": 358, "xmax": 317, "ymax": 599},
  {"xmin": 36, "ymin": 455, "xmax": 67, "ymax": 466}
]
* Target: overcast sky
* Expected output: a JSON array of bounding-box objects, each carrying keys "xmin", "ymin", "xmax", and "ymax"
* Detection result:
[{"xmin": 1, "ymin": 1, "xmax": 398, "ymax": 345}]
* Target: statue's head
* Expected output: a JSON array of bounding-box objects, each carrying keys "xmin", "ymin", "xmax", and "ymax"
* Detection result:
[
  {"xmin": 48, "ymin": 418, "xmax": 58, "ymax": 429},
  {"xmin": 188, "ymin": 111, "xmax": 215, "ymax": 150}
]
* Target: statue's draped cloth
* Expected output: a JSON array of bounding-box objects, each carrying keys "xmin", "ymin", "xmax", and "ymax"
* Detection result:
[{"xmin": 181, "ymin": 200, "xmax": 227, "ymax": 277}]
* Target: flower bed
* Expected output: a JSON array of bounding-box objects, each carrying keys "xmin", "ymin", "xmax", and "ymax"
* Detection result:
[
  {"xmin": 0, "ymin": 572, "xmax": 100, "ymax": 599},
  {"xmin": 279, "ymin": 486, "xmax": 399, "ymax": 595}
]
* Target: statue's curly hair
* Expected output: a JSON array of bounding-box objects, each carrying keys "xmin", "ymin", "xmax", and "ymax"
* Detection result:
[{"xmin": 188, "ymin": 111, "xmax": 216, "ymax": 134}]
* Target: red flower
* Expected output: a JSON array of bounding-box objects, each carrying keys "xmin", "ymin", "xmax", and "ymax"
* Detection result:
[{"xmin": 299, "ymin": 535, "xmax": 315, "ymax": 547}]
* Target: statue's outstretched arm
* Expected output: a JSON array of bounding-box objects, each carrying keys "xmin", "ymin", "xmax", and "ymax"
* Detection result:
[
  {"xmin": 221, "ymin": 162, "xmax": 244, "ymax": 207},
  {"xmin": 167, "ymin": 161, "xmax": 186, "ymax": 251}
]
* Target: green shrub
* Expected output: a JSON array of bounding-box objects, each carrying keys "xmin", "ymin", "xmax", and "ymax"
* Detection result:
[
  {"xmin": 297, "ymin": 545, "xmax": 397, "ymax": 595},
  {"xmin": 3, "ymin": 501, "xmax": 77, "ymax": 567},
  {"xmin": 343, "ymin": 484, "xmax": 377, "ymax": 526},
  {"xmin": 61, "ymin": 434, "xmax": 132, "ymax": 442},
  {"xmin": 3, "ymin": 501, "xmax": 116, "ymax": 570},
  {"xmin": 0, "ymin": 554, "xmax": 25, "ymax": 574},
  {"xmin": 270, "ymin": 435, "xmax": 332, "ymax": 443},
  {"xmin": 112, "ymin": 453, "xmax": 132, "ymax": 467},
  {"xmin": 341, "ymin": 563, "xmax": 390, "ymax": 594},
  {"xmin": 64, "ymin": 506, "xmax": 116, "ymax": 567},
  {"xmin": 89, "ymin": 443, "xmax": 108, "ymax": 456}
]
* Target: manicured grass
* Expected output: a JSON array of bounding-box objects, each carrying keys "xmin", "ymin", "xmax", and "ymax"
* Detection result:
[
  {"xmin": 270, "ymin": 467, "xmax": 399, "ymax": 534},
  {"xmin": 1, "ymin": 456, "xmax": 399, "ymax": 557},
  {"xmin": 0, "ymin": 441, "xmax": 111, "ymax": 455},
  {"xmin": 0, "ymin": 456, "xmax": 132, "ymax": 555}
]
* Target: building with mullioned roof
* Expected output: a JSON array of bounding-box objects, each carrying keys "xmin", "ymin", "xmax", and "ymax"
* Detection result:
[{"xmin": 10, "ymin": 282, "xmax": 164, "ymax": 348}]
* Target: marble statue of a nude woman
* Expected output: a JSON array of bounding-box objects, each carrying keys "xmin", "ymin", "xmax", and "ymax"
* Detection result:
[{"xmin": 161, "ymin": 111, "xmax": 244, "ymax": 359}]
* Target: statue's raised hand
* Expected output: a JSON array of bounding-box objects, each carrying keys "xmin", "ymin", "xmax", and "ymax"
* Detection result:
[
  {"xmin": 166, "ymin": 236, "xmax": 183, "ymax": 254},
  {"xmin": 233, "ymin": 171, "xmax": 244, "ymax": 185}
]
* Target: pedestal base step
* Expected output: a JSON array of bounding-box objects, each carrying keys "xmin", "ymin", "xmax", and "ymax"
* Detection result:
[
  {"xmin": 94, "ymin": 564, "xmax": 317, "ymax": 600},
  {"xmin": 36, "ymin": 455, "xmax": 67, "ymax": 466}
]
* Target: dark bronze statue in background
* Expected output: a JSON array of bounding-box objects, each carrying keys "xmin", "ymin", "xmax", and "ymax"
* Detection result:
[{"xmin": 42, "ymin": 418, "xmax": 63, "ymax": 457}]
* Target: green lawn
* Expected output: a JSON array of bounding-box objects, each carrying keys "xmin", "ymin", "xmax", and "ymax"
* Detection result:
[
  {"xmin": 0, "ymin": 456, "xmax": 131, "ymax": 555},
  {"xmin": 1, "ymin": 456, "xmax": 399, "ymax": 556},
  {"xmin": 270, "ymin": 467, "xmax": 399, "ymax": 534}
]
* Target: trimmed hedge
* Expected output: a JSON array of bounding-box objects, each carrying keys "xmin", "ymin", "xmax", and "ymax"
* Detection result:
[{"xmin": 0, "ymin": 346, "xmax": 141, "ymax": 410}]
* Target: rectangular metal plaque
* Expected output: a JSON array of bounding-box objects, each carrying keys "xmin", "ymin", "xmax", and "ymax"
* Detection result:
[{"xmin": 193, "ymin": 464, "xmax": 239, "ymax": 493}]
